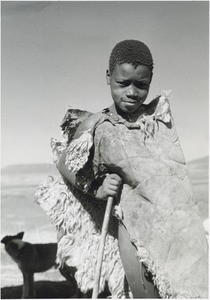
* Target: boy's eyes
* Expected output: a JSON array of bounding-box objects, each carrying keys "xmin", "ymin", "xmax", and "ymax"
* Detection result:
[
  {"xmin": 116, "ymin": 81, "xmax": 149, "ymax": 89},
  {"xmin": 117, "ymin": 81, "xmax": 129, "ymax": 87},
  {"xmin": 135, "ymin": 82, "xmax": 149, "ymax": 90}
]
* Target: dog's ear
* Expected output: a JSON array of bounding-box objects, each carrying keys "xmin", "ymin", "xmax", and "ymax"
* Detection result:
[
  {"xmin": 16, "ymin": 232, "xmax": 24, "ymax": 240},
  {"xmin": 1, "ymin": 236, "xmax": 10, "ymax": 244}
]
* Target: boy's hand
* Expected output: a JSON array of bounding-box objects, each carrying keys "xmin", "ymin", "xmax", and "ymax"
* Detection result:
[{"xmin": 95, "ymin": 174, "xmax": 122, "ymax": 201}]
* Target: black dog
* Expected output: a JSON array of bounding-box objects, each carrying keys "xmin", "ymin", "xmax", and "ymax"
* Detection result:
[{"xmin": 1, "ymin": 232, "xmax": 57, "ymax": 298}]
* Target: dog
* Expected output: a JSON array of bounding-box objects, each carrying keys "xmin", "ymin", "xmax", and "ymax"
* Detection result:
[
  {"xmin": 1, "ymin": 232, "xmax": 113, "ymax": 298},
  {"xmin": 1, "ymin": 232, "xmax": 57, "ymax": 298}
]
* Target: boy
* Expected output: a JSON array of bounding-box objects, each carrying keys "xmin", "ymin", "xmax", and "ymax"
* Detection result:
[{"xmin": 37, "ymin": 40, "xmax": 208, "ymax": 298}]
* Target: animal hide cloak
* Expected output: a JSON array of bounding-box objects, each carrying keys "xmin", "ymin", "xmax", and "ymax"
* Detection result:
[{"xmin": 35, "ymin": 91, "xmax": 208, "ymax": 298}]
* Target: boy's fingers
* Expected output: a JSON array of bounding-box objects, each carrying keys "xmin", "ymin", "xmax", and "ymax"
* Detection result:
[
  {"xmin": 108, "ymin": 185, "xmax": 119, "ymax": 192},
  {"xmin": 105, "ymin": 182, "xmax": 121, "ymax": 192},
  {"xmin": 106, "ymin": 173, "xmax": 121, "ymax": 180},
  {"xmin": 109, "ymin": 179, "xmax": 121, "ymax": 187},
  {"xmin": 110, "ymin": 174, "xmax": 122, "ymax": 181},
  {"xmin": 106, "ymin": 175, "xmax": 122, "ymax": 184}
]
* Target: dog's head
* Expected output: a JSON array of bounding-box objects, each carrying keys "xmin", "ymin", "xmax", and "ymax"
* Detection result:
[
  {"xmin": 1, "ymin": 232, "xmax": 25, "ymax": 259},
  {"xmin": 1, "ymin": 232, "xmax": 24, "ymax": 244}
]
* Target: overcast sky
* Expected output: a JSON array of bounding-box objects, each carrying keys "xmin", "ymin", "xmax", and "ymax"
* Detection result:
[{"xmin": 1, "ymin": 1, "xmax": 209, "ymax": 168}]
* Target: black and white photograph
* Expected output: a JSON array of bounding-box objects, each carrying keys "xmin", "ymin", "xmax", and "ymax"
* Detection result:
[{"xmin": 1, "ymin": 1, "xmax": 209, "ymax": 299}]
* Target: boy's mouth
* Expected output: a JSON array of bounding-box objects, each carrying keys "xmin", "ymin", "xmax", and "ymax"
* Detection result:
[
  {"xmin": 122, "ymin": 99, "xmax": 139, "ymax": 105},
  {"xmin": 126, "ymin": 100, "xmax": 137, "ymax": 103}
]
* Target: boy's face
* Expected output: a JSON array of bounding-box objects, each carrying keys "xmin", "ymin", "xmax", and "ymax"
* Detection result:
[{"xmin": 106, "ymin": 63, "xmax": 152, "ymax": 114}]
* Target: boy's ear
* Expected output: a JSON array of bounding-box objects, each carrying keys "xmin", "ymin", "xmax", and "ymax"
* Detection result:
[{"xmin": 106, "ymin": 69, "xmax": 110, "ymax": 85}]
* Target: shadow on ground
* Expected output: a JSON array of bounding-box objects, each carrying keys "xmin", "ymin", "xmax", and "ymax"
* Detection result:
[
  {"xmin": 1, "ymin": 280, "xmax": 77, "ymax": 299},
  {"xmin": 1, "ymin": 280, "xmax": 111, "ymax": 299}
]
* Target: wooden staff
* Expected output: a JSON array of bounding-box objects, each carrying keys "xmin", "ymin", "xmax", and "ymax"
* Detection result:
[{"xmin": 92, "ymin": 196, "xmax": 114, "ymax": 298}]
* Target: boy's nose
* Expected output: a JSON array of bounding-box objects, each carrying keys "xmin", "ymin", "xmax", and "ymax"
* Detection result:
[{"xmin": 126, "ymin": 86, "xmax": 138, "ymax": 98}]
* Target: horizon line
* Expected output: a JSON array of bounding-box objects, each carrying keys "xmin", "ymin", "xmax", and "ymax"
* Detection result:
[{"xmin": 1, "ymin": 155, "xmax": 209, "ymax": 170}]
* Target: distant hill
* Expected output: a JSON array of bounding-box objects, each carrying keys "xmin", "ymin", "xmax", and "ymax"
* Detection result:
[
  {"xmin": 1, "ymin": 156, "xmax": 209, "ymax": 184},
  {"xmin": 186, "ymin": 156, "xmax": 208, "ymax": 186},
  {"xmin": 1, "ymin": 163, "xmax": 57, "ymax": 175},
  {"xmin": 187, "ymin": 156, "xmax": 208, "ymax": 170}
]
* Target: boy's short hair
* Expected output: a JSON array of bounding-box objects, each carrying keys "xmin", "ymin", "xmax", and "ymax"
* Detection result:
[{"xmin": 109, "ymin": 39, "xmax": 154, "ymax": 74}]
